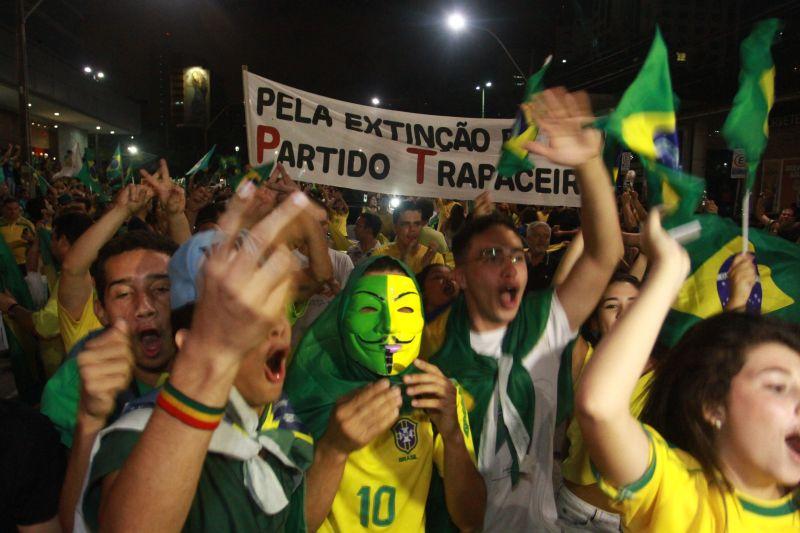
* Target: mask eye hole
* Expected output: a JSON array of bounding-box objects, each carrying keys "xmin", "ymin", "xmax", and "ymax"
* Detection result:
[
  {"xmin": 397, "ymin": 306, "xmax": 414, "ymax": 314},
  {"xmin": 359, "ymin": 306, "xmax": 379, "ymax": 314}
]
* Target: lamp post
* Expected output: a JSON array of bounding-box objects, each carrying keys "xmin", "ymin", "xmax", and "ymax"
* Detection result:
[
  {"xmin": 475, "ymin": 81, "xmax": 492, "ymax": 118},
  {"xmin": 446, "ymin": 12, "xmax": 526, "ymax": 78}
]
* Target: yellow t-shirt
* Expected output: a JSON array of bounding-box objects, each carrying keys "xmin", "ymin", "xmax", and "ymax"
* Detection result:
[
  {"xmin": 58, "ymin": 292, "xmax": 103, "ymax": 353},
  {"xmin": 596, "ymin": 424, "xmax": 800, "ymax": 532},
  {"xmin": 374, "ymin": 243, "xmax": 444, "ymax": 274},
  {"xmin": 329, "ymin": 210, "xmax": 349, "ymax": 239},
  {"xmin": 319, "ymin": 387, "xmax": 475, "ymax": 532},
  {"xmin": 0, "ymin": 216, "xmax": 35, "ymax": 264},
  {"xmin": 562, "ymin": 345, "xmax": 654, "ymax": 485}
]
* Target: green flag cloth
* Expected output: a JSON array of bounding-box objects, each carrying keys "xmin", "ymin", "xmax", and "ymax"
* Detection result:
[
  {"xmin": 721, "ymin": 19, "xmax": 780, "ymax": 191},
  {"xmin": 430, "ymin": 288, "xmax": 553, "ymax": 485},
  {"xmin": 0, "ymin": 164, "xmax": 5, "ymax": 184},
  {"xmin": 497, "ymin": 57, "xmax": 551, "ymax": 177},
  {"xmin": 660, "ymin": 214, "xmax": 800, "ymax": 347},
  {"xmin": 106, "ymin": 144, "xmax": 123, "ymax": 180},
  {"xmin": 0, "ymin": 236, "xmax": 39, "ymax": 403},
  {"xmin": 186, "ymin": 145, "xmax": 217, "ymax": 176},
  {"xmin": 603, "ymin": 28, "xmax": 678, "ymax": 163},
  {"xmin": 123, "ymin": 166, "xmax": 135, "ymax": 187},
  {"xmin": 643, "ymin": 159, "xmax": 705, "ymax": 229},
  {"xmin": 231, "ymin": 162, "xmax": 274, "ymax": 192},
  {"xmin": 75, "ymin": 163, "xmax": 106, "ymax": 199}
]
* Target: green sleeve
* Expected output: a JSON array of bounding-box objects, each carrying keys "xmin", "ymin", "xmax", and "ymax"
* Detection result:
[
  {"xmin": 82, "ymin": 430, "xmax": 141, "ymax": 531},
  {"xmin": 40, "ymin": 358, "xmax": 81, "ymax": 448}
]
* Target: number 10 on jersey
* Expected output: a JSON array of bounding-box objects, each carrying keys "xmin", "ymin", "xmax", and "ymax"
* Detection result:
[{"xmin": 357, "ymin": 485, "xmax": 396, "ymax": 527}]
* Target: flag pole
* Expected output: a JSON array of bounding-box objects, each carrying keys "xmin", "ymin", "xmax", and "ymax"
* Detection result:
[{"xmin": 742, "ymin": 189, "xmax": 751, "ymax": 254}]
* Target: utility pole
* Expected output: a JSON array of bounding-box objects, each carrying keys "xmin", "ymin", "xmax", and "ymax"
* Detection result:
[{"xmin": 17, "ymin": 0, "xmax": 45, "ymax": 166}]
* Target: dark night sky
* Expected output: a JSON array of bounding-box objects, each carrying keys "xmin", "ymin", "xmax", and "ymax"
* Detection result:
[{"xmin": 11, "ymin": 1, "xmax": 800, "ymax": 120}]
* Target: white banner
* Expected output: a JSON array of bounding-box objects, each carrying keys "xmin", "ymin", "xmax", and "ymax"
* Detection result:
[{"xmin": 243, "ymin": 69, "xmax": 580, "ymax": 207}]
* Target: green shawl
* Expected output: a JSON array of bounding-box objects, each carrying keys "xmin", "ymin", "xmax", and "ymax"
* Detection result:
[
  {"xmin": 284, "ymin": 255, "xmax": 422, "ymax": 441},
  {"xmin": 429, "ymin": 288, "xmax": 553, "ymax": 484}
]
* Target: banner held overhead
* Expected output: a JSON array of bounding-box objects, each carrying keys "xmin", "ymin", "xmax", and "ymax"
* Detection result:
[{"xmin": 243, "ymin": 69, "xmax": 581, "ymax": 207}]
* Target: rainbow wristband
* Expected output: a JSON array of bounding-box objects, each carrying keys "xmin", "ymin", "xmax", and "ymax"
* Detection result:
[{"xmin": 156, "ymin": 381, "xmax": 225, "ymax": 431}]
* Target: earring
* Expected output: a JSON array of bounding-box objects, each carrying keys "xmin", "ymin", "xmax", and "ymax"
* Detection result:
[{"xmin": 713, "ymin": 419, "xmax": 722, "ymax": 430}]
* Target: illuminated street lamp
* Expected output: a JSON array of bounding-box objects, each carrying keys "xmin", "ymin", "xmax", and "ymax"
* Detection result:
[
  {"xmin": 127, "ymin": 145, "xmax": 138, "ymax": 155},
  {"xmin": 475, "ymin": 81, "xmax": 492, "ymax": 118},
  {"xmin": 445, "ymin": 11, "xmax": 525, "ymax": 77},
  {"xmin": 371, "ymin": 97, "xmax": 380, "ymax": 106}
]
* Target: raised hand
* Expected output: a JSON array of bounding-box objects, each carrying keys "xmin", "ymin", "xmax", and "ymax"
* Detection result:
[
  {"xmin": 523, "ymin": 88, "xmax": 602, "ymax": 168},
  {"xmin": 473, "ymin": 191, "xmax": 494, "ymax": 217},
  {"xmin": 404, "ymin": 359, "xmax": 460, "ymax": 440},
  {"xmin": 725, "ymin": 253, "xmax": 758, "ymax": 311},
  {"xmin": 186, "ymin": 184, "xmax": 213, "ymax": 213},
  {"xmin": 421, "ymin": 242, "xmax": 439, "ymax": 268},
  {"xmin": 77, "ymin": 320, "xmax": 135, "ymax": 429},
  {"xmin": 188, "ymin": 192, "xmax": 308, "ymax": 362},
  {"xmin": 640, "ymin": 209, "xmax": 690, "ymax": 289},
  {"xmin": 265, "ymin": 163, "xmax": 300, "ymax": 202},
  {"xmin": 115, "ymin": 184, "xmax": 154, "ymax": 217},
  {"xmin": 320, "ymin": 379, "xmax": 402, "ymax": 455}
]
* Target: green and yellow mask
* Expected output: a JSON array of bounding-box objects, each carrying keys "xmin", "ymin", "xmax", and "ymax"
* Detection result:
[{"xmin": 343, "ymin": 274, "xmax": 424, "ymax": 375}]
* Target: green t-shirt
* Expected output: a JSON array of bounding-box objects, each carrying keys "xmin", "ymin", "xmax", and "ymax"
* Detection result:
[
  {"xmin": 40, "ymin": 351, "xmax": 155, "ymax": 448},
  {"xmin": 83, "ymin": 429, "xmax": 308, "ymax": 532}
]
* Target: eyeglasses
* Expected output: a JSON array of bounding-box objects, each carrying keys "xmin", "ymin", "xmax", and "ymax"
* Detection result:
[{"xmin": 473, "ymin": 246, "xmax": 526, "ymax": 266}]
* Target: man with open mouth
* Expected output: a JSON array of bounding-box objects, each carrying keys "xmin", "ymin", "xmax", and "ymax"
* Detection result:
[
  {"xmin": 425, "ymin": 87, "xmax": 624, "ymax": 532},
  {"xmin": 285, "ymin": 254, "xmax": 486, "ymax": 532}
]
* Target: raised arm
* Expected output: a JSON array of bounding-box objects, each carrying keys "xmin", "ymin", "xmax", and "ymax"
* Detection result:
[
  {"xmin": 97, "ymin": 194, "xmax": 306, "ymax": 531},
  {"xmin": 58, "ymin": 185, "xmax": 153, "ymax": 321},
  {"xmin": 575, "ymin": 210, "xmax": 689, "ymax": 487},
  {"xmin": 525, "ymin": 88, "xmax": 623, "ymax": 330},
  {"xmin": 552, "ymin": 231, "xmax": 583, "ymax": 286},
  {"xmin": 141, "ymin": 159, "xmax": 191, "ymax": 245}
]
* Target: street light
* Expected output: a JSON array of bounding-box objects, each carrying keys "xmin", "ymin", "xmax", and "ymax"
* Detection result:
[
  {"xmin": 445, "ymin": 11, "xmax": 525, "ymax": 78},
  {"xmin": 83, "ymin": 66, "xmax": 92, "ymax": 73},
  {"xmin": 96, "ymin": 71, "xmax": 105, "ymax": 79},
  {"xmin": 127, "ymin": 145, "xmax": 138, "ymax": 155},
  {"xmin": 371, "ymin": 97, "xmax": 380, "ymax": 106},
  {"xmin": 234, "ymin": 145, "xmax": 240, "ymax": 152},
  {"xmin": 475, "ymin": 81, "xmax": 492, "ymax": 118}
]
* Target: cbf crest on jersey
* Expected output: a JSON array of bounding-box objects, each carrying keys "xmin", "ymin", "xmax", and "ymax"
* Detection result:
[{"xmin": 392, "ymin": 418, "xmax": 418, "ymax": 454}]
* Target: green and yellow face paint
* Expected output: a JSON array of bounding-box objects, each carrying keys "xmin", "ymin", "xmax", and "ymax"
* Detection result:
[{"xmin": 343, "ymin": 274, "xmax": 424, "ymax": 376}]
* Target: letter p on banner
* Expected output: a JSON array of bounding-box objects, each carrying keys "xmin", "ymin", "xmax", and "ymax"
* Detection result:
[{"xmin": 256, "ymin": 125, "xmax": 280, "ymax": 164}]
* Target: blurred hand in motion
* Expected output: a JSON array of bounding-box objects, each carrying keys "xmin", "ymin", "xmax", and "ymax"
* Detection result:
[
  {"xmin": 523, "ymin": 87, "xmax": 602, "ymax": 168},
  {"xmin": 725, "ymin": 253, "xmax": 758, "ymax": 312}
]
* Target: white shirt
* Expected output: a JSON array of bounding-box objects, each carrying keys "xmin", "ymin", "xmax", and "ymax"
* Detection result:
[
  {"xmin": 469, "ymin": 292, "xmax": 576, "ymax": 532},
  {"xmin": 291, "ymin": 248, "xmax": 354, "ymax": 348}
]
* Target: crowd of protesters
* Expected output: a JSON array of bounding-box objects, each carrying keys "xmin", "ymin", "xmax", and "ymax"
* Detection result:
[{"xmin": 0, "ymin": 88, "xmax": 798, "ymax": 532}]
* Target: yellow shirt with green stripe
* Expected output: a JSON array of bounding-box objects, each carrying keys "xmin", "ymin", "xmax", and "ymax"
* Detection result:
[
  {"xmin": 319, "ymin": 386, "xmax": 475, "ymax": 532},
  {"xmin": 0, "ymin": 216, "xmax": 34, "ymax": 264},
  {"xmin": 562, "ymin": 344, "xmax": 654, "ymax": 485},
  {"xmin": 595, "ymin": 424, "xmax": 800, "ymax": 532}
]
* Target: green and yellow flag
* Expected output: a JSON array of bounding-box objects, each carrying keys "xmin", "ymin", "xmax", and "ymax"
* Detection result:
[
  {"xmin": 644, "ymin": 160, "xmax": 705, "ymax": 229},
  {"xmin": 603, "ymin": 28, "xmax": 678, "ymax": 164},
  {"xmin": 106, "ymin": 144, "xmax": 123, "ymax": 180},
  {"xmin": 185, "ymin": 145, "xmax": 216, "ymax": 176},
  {"xmin": 661, "ymin": 214, "xmax": 800, "ymax": 346},
  {"xmin": 497, "ymin": 56, "xmax": 551, "ymax": 177},
  {"xmin": 721, "ymin": 19, "xmax": 780, "ymax": 191}
]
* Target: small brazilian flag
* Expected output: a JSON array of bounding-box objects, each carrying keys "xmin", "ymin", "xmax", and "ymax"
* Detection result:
[
  {"xmin": 497, "ymin": 56, "xmax": 551, "ymax": 177},
  {"xmin": 661, "ymin": 214, "xmax": 800, "ymax": 346},
  {"xmin": 603, "ymin": 28, "xmax": 677, "ymax": 164},
  {"xmin": 721, "ymin": 19, "xmax": 780, "ymax": 192},
  {"xmin": 75, "ymin": 162, "xmax": 107, "ymax": 201},
  {"xmin": 106, "ymin": 144, "xmax": 123, "ymax": 180},
  {"xmin": 643, "ymin": 160, "xmax": 705, "ymax": 229},
  {"xmin": 230, "ymin": 161, "xmax": 274, "ymax": 191},
  {"xmin": 185, "ymin": 145, "xmax": 216, "ymax": 177}
]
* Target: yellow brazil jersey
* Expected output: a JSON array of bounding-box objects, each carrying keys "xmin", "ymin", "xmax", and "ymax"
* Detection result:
[
  {"xmin": 596, "ymin": 424, "xmax": 800, "ymax": 532},
  {"xmin": 58, "ymin": 290, "xmax": 103, "ymax": 353},
  {"xmin": 319, "ymin": 386, "xmax": 475, "ymax": 532},
  {"xmin": 0, "ymin": 216, "xmax": 35, "ymax": 265},
  {"xmin": 562, "ymin": 344, "xmax": 654, "ymax": 485},
  {"xmin": 374, "ymin": 243, "xmax": 444, "ymax": 275}
]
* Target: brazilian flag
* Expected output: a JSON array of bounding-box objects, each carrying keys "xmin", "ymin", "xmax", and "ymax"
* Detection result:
[
  {"xmin": 661, "ymin": 214, "xmax": 800, "ymax": 346},
  {"xmin": 185, "ymin": 145, "xmax": 216, "ymax": 177},
  {"xmin": 106, "ymin": 144, "xmax": 123, "ymax": 180},
  {"xmin": 497, "ymin": 57, "xmax": 551, "ymax": 177},
  {"xmin": 721, "ymin": 19, "xmax": 780, "ymax": 191},
  {"xmin": 603, "ymin": 28, "xmax": 677, "ymax": 164},
  {"xmin": 643, "ymin": 160, "xmax": 705, "ymax": 229},
  {"xmin": 230, "ymin": 161, "xmax": 274, "ymax": 192},
  {"xmin": 74, "ymin": 161, "xmax": 105, "ymax": 198}
]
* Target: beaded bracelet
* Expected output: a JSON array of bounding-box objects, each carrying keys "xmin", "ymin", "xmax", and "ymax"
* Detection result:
[{"xmin": 156, "ymin": 381, "xmax": 225, "ymax": 431}]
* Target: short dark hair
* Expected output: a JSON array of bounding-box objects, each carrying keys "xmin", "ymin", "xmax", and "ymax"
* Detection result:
[
  {"xmin": 392, "ymin": 200, "xmax": 421, "ymax": 226},
  {"xmin": 416, "ymin": 198, "xmax": 435, "ymax": 221},
  {"xmin": 195, "ymin": 201, "xmax": 226, "ymax": 228},
  {"xmin": 2, "ymin": 197, "xmax": 19, "ymax": 207},
  {"xmin": 364, "ymin": 256, "xmax": 407, "ymax": 276},
  {"xmin": 416, "ymin": 263, "xmax": 451, "ymax": 289},
  {"xmin": 52, "ymin": 212, "xmax": 94, "ymax": 245},
  {"xmin": 91, "ymin": 230, "xmax": 178, "ymax": 304},
  {"xmin": 358, "ymin": 212, "xmax": 382, "ymax": 238},
  {"xmin": 641, "ymin": 313, "xmax": 800, "ymax": 493},
  {"xmin": 25, "ymin": 197, "xmax": 47, "ymax": 223},
  {"xmin": 451, "ymin": 213, "xmax": 519, "ymax": 265}
]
